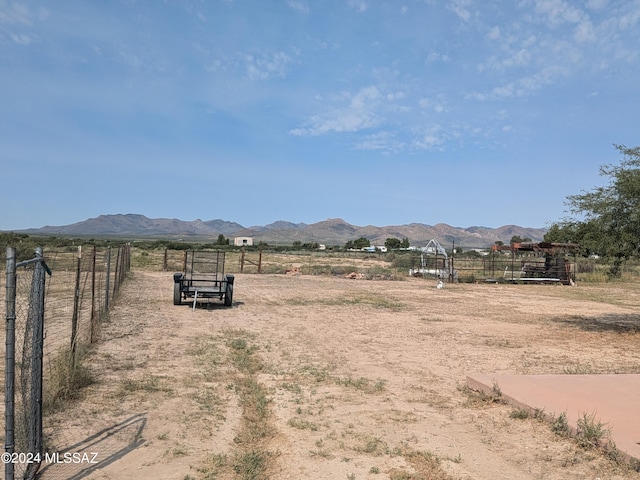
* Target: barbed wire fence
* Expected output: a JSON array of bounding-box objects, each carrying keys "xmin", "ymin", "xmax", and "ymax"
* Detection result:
[{"xmin": 3, "ymin": 244, "xmax": 130, "ymax": 480}]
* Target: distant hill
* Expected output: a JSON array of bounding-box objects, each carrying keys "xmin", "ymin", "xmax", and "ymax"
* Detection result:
[
  {"xmin": 20, "ymin": 214, "xmax": 244, "ymax": 237},
  {"xmin": 13, "ymin": 214, "xmax": 546, "ymax": 248}
]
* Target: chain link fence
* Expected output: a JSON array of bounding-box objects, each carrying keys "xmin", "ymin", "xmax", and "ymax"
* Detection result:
[{"xmin": 2, "ymin": 245, "xmax": 130, "ymax": 480}]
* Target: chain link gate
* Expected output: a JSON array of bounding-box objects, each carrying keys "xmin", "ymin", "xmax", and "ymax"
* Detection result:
[{"xmin": 5, "ymin": 247, "xmax": 51, "ymax": 480}]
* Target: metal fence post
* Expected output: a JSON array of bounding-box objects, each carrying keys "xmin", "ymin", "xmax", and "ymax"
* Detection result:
[
  {"xmin": 28, "ymin": 247, "xmax": 47, "ymax": 477},
  {"xmin": 113, "ymin": 247, "xmax": 121, "ymax": 297},
  {"xmin": 105, "ymin": 247, "xmax": 111, "ymax": 311},
  {"xmin": 90, "ymin": 246, "xmax": 97, "ymax": 343},
  {"xmin": 71, "ymin": 246, "xmax": 82, "ymax": 367},
  {"xmin": 5, "ymin": 247, "xmax": 17, "ymax": 480}
]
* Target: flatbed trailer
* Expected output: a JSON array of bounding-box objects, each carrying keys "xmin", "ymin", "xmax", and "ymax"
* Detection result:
[{"xmin": 173, "ymin": 250, "xmax": 234, "ymax": 307}]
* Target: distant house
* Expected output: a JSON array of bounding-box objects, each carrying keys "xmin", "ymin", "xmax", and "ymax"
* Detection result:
[{"xmin": 234, "ymin": 237, "xmax": 253, "ymax": 247}]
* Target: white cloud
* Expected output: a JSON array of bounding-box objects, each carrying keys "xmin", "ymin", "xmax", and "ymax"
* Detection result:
[
  {"xmin": 290, "ymin": 86, "xmax": 383, "ymax": 136},
  {"xmin": 411, "ymin": 125, "xmax": 449, "ymax": 151},
  {"xmin": 0, "ymin": 3, "xmax": 34, "ymax": 25},
  {"xmin": 586, "ymin": 0, "xmax": 608, "ymax": 10},
  {"xmin": 204, "ymin": 49, "xmax": 294, "ymax": 81},
  {"xmin": 468, "ymin": 65, "xmax": 566, "ymax": 101},
  {"xmin": 504, "ymin": 48, "xmax": 532, "ymax": 67},
  {"xmin": 347, "ymin": 0, "xmax": 368, "ymax": 13},
  {"xmin": 478, "ymin": 47, "xmax": 532, "ymax": 72},
  {"xmin": 530, "ymin": 0, "xmax": 598, "ymax": 43},
  {"xmin": 0, "ymin": 3, "xmax": 48, "ymax": 45},
  {"xmin": 618, "ymin": 6, "xmax": 640, "ymax": 30},
  {"xmin": 386, "ymin": 91, "xmax": 405, "ymax": 101},
  {"xmin": 418, "ymin": 96, "xmax": 448, "ymax": 113},
  {"xmin": 486, "ymin": 26, "xmax": 501, "ymax": 41},
  {"xmin": 474, "ymin": 0, "xmax": 638, "ymax": 96},
  {"xmin": 448, "ymin": 0, "xmax": 472, "ymax": 22},
  {"xmin": 10, "ymin": 32, "xmax": 34, "ymax": 45},
  {"xmin": 573, "ymin": 19, "xmax": 595, "ymax": 42},
  {"xmin": 534, "ymin": 0, "xmax": 585, "ymax": 26},
  {"xmin": 426, "ymin": 52, "xmax": 451, "ymax": 63},
  {"xmin": 354, "ymin": 131, "xmax": 405, "ymax": 153},
  {"xmin": 244, "ymin": 51, "xmax": 292, "ymax": 80},
  {"xmin": 287, "ymin": 1, "xmax": 310, "ymax": 14}
]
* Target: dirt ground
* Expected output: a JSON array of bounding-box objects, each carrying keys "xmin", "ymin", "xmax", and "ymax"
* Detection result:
[{"xmin": 40, "ymin": 270, "xmax": 640, "ymax": 480}]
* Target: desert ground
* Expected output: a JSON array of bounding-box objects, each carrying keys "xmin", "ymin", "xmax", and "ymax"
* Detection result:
[{"xmin": 39, "ymin": 268, "xmax": 640, "ymax": 480}]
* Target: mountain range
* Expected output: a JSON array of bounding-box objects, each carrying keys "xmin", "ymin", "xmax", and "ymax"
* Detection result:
[{"xmin": 13, "ymin": 214, "xmax": 547, "ymax": 248}]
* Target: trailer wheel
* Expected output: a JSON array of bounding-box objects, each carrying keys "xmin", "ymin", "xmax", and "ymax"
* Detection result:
[
  {"xmin": 174, "ymin": 282, "xmax": 182, "ymax": 305},
  {"xmin": 224, "ymin": 282, "xmax": 233, "ymax": 307}
]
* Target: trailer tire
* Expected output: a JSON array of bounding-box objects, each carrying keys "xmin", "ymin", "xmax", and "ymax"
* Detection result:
[
  {"xmin": 224, "ymin": 282, "xmax": 233, "ymax": 307},
  {"xmin": 174, "ymin": 282, "xmax": 182, "ymax": 305}
]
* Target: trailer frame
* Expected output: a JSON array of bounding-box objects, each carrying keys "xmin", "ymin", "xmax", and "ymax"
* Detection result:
[{"xmin": 173, "ymin": 250, "xmax": 234, "ymax": 308}]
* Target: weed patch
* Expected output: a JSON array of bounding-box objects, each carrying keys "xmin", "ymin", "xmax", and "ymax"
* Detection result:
[
  {"xmin": 335, "ymin": 376, "xmax": 387, "ymax": 393},
  {"xmin": 290, "ymin": 292, "xmax": 404, "ymax": 311},
  {"xmin": 551, "ymin": 411, "xmax": 570, "ymax": 437},
  {"xmin": 44, "ymin": 346, "xmax": 95, "ymax": 413},
  {"xmin": 389, "ymin": 445, "xmax": 452, "ymax": 480},
  {"xmin": 233, "ymin": 450, "xmax": 269, "ymax": 479},
  {"xmin": 223, "ymin": 330, "xmax": 279, "ymax": 479},
  {"xmin": 576, "ymin": 412, "xmax": 609, "ymax": 449},
  {"xmin": 117, "ymin": 374, "xmax": 173, "ymax": 398},
  {"xmin": 510, "ymin": 408, "xmax": 530, "ymax": 419},
  {"xmin": 459, "ymin": 384, "xmax": 503, "ymax": 407},
  {"xmin": 287, "ymin": 417, "xmax": 319, "ymax": 431}
]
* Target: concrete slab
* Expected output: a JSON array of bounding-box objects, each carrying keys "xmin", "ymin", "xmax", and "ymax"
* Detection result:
[{"xmin": 467, "ymin": 374, "xmax": 640, "ymax": 463}]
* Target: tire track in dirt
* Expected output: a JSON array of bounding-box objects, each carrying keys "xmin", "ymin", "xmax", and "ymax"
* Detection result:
[{"xmin": 40, "ymin": 271, "xmax": 640, "ymax": 479}]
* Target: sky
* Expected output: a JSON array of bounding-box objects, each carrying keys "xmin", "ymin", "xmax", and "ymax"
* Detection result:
[{"xmin": 1, "ymin": 0, "xmax": 639, "ymax": 231}]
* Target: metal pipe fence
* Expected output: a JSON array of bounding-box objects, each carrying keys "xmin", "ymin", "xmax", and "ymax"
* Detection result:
[
  {"xmin": 2, "ymin": 244, "xmax": 130, "ymax": 480},
  {"xmin": 146, "ymin": 247, "xmax": 580, "ymax": 283}
]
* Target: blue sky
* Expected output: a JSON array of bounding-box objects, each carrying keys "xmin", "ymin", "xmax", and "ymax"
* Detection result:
[{"xmin": 1, "ymin": 0, "xmax": 639, "ymax": 231}]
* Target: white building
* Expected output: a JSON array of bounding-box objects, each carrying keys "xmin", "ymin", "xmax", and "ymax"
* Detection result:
[{"xmin": 234, "ymin": 237, "xmax": 253, "ymax": 247}]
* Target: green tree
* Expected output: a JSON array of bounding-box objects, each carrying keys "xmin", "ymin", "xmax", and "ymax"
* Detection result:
[
  {"xmin": 544, "ymin": 221, "xmax": 600, "ymax": 257},
  {"xmin": 346, "ymin": 237, "xmax": 370, "ymax": 249},
  {"xmin": 544, "ymin": 223, "xmax": 578, "ymax": 243},
  {"xmin": 510, "ymin": 235, "xmax": 532, "ymax": 244},
  {"xmin": 216, "ymin": 234, "xmax": 229, "ymax": 245},
  {"xmin": 400, "ymin": 237, "xmax": 410, "ymax": 248},
  {"xmin": 385, "ymin": 237, "xmax": 402, "ymax": 250},
  {"xmin": 354, "ymin": 237, "xmax": 371, "ymax": 249},
  {"xmin": 554, "ymin": 144, "xmax": 640, "ymax": 275}
]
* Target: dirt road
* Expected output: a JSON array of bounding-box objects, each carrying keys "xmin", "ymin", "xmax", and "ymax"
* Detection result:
[{"xmin": 41, "ymin": 271, "xmax": 640, "ymax": 479}]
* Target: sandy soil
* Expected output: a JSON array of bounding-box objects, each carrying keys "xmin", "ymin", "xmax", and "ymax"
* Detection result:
[{"xmin": 39, "ymin": 270, "xmax": 640, "ymax": 480}]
